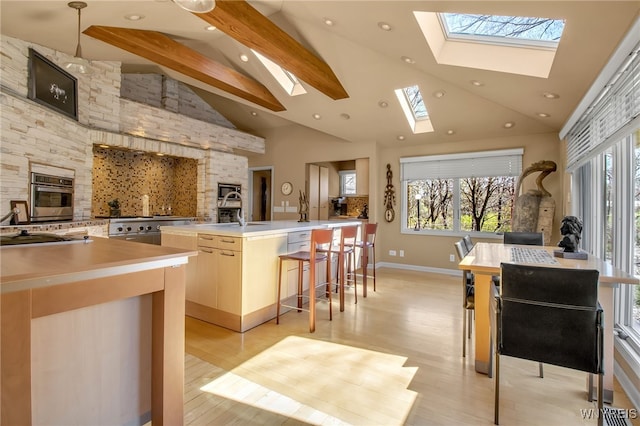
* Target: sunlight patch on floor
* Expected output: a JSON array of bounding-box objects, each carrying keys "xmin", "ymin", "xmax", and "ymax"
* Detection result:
[{"xmin": 197, "ymin": 335, "xmax": 418, "ymax": 425}]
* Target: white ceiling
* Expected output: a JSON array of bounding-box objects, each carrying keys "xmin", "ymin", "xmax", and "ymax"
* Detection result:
[{"xmin": 2, "ymin": 1, "xmax": 638, "ymax": 147}]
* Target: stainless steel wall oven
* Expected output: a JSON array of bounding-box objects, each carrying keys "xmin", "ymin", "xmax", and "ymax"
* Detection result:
[{"xmin": 30, "ymin": 172, "xmax": 74, "ymax": 222}]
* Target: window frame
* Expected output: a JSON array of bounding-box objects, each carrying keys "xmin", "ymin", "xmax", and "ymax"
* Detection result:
[
  {"xmin": 399, "ymin": 149, "xmax": 522, "ymax": 237},
  {"xmin": 339, "ymin": 170, "xmax": 356, "ymax": 196}
]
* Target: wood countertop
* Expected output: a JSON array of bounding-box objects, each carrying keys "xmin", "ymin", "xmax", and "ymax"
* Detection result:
[
  {"xmin": 0, "ymin": 237, "xmax": 197, "ymax": 294},
  {"xmin": 161, "ymin": 219, "xmax": 363, "ymax": 238}
]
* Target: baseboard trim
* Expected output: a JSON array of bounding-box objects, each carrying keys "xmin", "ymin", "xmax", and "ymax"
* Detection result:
[{"xmin": 375, "ymin": 262, "xmax": 461, "ymax": 277}]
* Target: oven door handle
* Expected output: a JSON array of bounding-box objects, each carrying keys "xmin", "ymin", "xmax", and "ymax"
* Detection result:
[{"xmin": 35, "ymin": 186, "xmax": 73, "ymax": 193}]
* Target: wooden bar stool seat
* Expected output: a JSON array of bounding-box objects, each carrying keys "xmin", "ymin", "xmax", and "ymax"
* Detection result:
[{"xmin": 276, "ymin": 228, "xmax": 334, "ymax": 332}]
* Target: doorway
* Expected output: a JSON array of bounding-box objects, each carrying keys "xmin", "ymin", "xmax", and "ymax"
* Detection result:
[{"xmin": 248, "ymin": 166, "xmax": 273, "ymax": 221}]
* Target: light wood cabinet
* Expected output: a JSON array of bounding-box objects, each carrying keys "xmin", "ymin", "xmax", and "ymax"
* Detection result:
[
  {"xmin": 197, "ymin": 234, "xmax": 241, "ymax": 315},
  {"xmin": 308, "ymin": 164, "xmax": 329, "ymax": 220}
]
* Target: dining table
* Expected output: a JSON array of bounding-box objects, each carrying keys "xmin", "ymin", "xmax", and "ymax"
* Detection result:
[{"xmin": 458, "ymin": 242, "xmax": 639, "ymax": 404}]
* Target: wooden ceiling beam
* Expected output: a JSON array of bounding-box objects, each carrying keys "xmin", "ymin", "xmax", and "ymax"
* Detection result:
[
  {"xmin": 195, "ymin": 0, "xmax": 349, "ymax": 101},
  {"xmin": 83, "ymin": 25, "xmax": 286, "ymax": 112}
]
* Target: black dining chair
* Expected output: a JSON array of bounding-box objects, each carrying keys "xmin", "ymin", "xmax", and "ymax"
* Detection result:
[
  {"xmin": 462, "ymin": 234, "xmax": 474, "ymax": 252},
  {"xmin": 454, "ymin": 240, "xmax": 474, "ymax": 357},
  {"xmin": 503, "ymin": 231, "xmax": 544, "ymax": 246},
  {"xmin": 491, "ymin": 263, "xmax": 604, "ymax": 426}
]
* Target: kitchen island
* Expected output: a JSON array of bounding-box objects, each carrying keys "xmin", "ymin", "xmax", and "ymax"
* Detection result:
[
  {"xmin": 1, "ymin": 237, "xmax": 196, "ymax": 425},
  {"xmin": 161, "ymin": 220, "xmax": 362, "ymax": 332}
]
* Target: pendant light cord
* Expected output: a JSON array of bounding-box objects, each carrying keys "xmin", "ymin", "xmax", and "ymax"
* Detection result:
[{"xmin": 75, "ymin": 6, "xmax": 82, "ymax": 58}]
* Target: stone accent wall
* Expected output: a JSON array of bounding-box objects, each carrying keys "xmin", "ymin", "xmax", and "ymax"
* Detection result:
[
  {"xmin": 206, "ymin": 152, "xmax": 249, "ymax": 222},
  {"xmin": 121, "ymin": 73, "xmax": 236, "ymax": 129},
  {"xmin": 92, "ymin": 147, "xmax": 198, "ymax": 218},
  {"xmin": 0, "ymin": 36, "xmax": 265, "ymax": 221}
]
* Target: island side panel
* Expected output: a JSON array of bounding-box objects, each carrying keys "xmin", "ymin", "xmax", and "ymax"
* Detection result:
[
  {"xmin": 1, "ymin": 290, "xmax": 32, "ymax": 425},
  {"xmin": 152, "ymin": 264, "xmax": 186, "ymax": 426}
]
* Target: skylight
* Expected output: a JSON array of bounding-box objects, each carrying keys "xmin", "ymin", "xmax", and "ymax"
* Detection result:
[
  {"xmin": 394, "ymin": 85, "xmax": 434, "ymax": 134},
  {"xmin": 440, "ymin": 13, "xmax": 565, "ymax": 47},
  {"xmin": 414, "ymin": 11, "xmax": 564, "ymax": 78},
  {"xmin": 252, "ymin": 49, "xmax": 307, "ymax": 96}
]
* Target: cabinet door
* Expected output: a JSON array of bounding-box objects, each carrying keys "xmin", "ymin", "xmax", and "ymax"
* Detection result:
[
  {"xmin": 216, "ymin": 249, "xmax": 242, "ymax": 314},
  {"xmin": 319, "ymin": 166, "xmax": 329, "ymax": 220},
  {"xmin": 195, "ymin": 248, "xmax": 217, "ymax": 308},
  {"xmin": 308, "ymin": 164, "xmax": 320, "ymax": 220}
]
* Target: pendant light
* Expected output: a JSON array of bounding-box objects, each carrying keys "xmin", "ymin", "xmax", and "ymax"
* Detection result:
[
  {"xmin": 63, "ymin": 1, "xmax": 90, "ymax": 74},
  {"xmin": 172, "ymin": 0, "xmax": 215, "ymax": 13}
]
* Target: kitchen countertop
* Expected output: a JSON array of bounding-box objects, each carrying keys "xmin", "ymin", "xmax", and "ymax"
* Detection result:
[
  {"xmin": 0, "ymin": 237, "xmax": 196, "ymax": 294},
  {"xmin": 161, "ymin": 219, "xmax": 363, "ymax": 238}
]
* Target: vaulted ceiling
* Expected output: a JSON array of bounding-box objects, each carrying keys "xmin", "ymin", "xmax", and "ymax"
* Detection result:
[{"xmin": 1, "ymin": 1, "xmax": 638, "ymax": 147}]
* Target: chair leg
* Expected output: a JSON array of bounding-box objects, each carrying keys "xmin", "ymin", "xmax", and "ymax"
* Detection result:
[
  {"xmin": 468, "ymin": 310, "xmax": 472, "ymax": 339},
  {"xmin": 538, "ymin": 363, "xmax": 544, "ymax": 378},
  {"xmin": 372, "ymin": 246, "xmax": 376, "ymax": 291},
  {"xmin": 597, "ymin": 373, "xmax": 603, "ymax": 426},
  {"xmin": 297, "ymin": 261, "xmax": 303, "ymax": 312},
  {"xmin": 327, "ymin": 258, "xmax": 332, "ymax": 321},
  {"xmin": 494, "ymin": 352, "xmax": 500, "ymax": 425},
  {"xmin": 276, "ymin": 258, "xmax": 283, "ymax": 324},
  {"xmin": 462, "ymin": 307, "xmax": 467, "ymax": 358}
]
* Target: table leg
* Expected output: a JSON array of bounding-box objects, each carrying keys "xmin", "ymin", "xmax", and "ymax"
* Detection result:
[{"xmin": 474, "ymin": 273, "xmax": 492, "ymax": 375}]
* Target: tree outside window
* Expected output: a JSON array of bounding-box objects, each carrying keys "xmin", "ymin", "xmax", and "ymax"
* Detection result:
[{"xmin": 406, "ymin": 176, "xmax": 515, "ymax": 232}]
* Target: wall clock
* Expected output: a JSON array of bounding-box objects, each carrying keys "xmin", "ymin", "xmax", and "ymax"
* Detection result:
[{"xmin": 281, "ymin": 181, "xmax": 293, "ymax": 196}]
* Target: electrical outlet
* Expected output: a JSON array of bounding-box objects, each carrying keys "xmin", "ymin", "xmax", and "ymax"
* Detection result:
[
  {"xmin": 450, "ymin": 254, "xmax": 455, "ymax": 262},
  {"xmin": 389, "ymin": 250, "xmax": 397, "ymax": 256},
  {"xmin": 399, "ymin": 250, "xmax": 405, "ymax": 257}
]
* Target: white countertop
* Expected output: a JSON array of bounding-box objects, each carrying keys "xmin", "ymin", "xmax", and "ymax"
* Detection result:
[{"xmin": 160, "ymin": 220, "xmax": 363, "ymax": 238}]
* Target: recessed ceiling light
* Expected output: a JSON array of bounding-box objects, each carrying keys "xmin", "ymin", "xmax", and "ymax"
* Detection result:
[
  {"xmin": 543, "ymin": 92, "xmax": 559, "ymax": 99},
  {"xmin": 98, "ymin": 144, "xmax": 109, "ymax": 148},
  {"xmin": 433, "ymin": 90, "xmax": 446, "ymax": 98},
  {"xmin": 378, "ymin": 22, "xmax": 392, "ymax": 31},
  {"xmin": 446, "ymin": 129, "xmax": 455, "ymax": 135},
  {"xmin": 537, "ymin": 112, "xmax": 551, "ymax": 118},
  {"xmin": 397, "ymin": 135, "xmax": 405, "ymax": 141},
  {"xmin": 340, "ymin": 113, "xmax": 351, "ymax": 120},
  {"xmin": 312, "ymin": 113, "xmax": 322, "ymax": 120},
  {"xmin": 239, "ymin": 54, "xmax": 249, "ymax": 62},
  {"xmin": 156, "ymin": 152, "xmax": 165, "ymax": 156},
  {"xmin": 378, "ymin": 100, "xmax": 389, "ymax": 108},
  {"xmin": 401, "ymin": 56, "xmax": 416, "ymax": 64},
  {"xmin": 205, "ymin": 25, "xmax": 216, "ymax": 31},
  {"xmin": 125, "ymin": 14, "xmax": 145, "ymax": 21},
  {"xmin": 503, "ymin": 121, "xmax": 515, "ymax": 129},
  {"xmin": 323, "ymin": 18, "xmax": 335, "ymax": 26},
  {"xmin": 250, "ymin": 111, "xmax": 258, "ymax": 116},
  {"xmin": 470, "ymin": 80, "xmax": 484, "ymax": 87}
]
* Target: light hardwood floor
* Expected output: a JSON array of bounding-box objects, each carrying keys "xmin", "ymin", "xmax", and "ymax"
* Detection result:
[{"xmin": 185, "ymin": 268, "xmax": 639, "ymax": 425}]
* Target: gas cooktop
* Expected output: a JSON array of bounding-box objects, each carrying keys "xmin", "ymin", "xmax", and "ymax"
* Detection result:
[{"xmin": 0, "ymin": 230, "xmax": 92, "ymax": 246}]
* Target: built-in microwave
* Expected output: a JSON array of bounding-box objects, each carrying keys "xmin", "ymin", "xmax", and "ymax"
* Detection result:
[
  {"xmin": 29, "ymin": 172, "xmax": 74, "ymax": 222},
  {"xmin": 218, "ymin": 183, "xmax": 241, "ymax": 200}
]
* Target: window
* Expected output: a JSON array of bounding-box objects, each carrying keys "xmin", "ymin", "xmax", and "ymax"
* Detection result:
[
  {"xmin": 400, "ymin": 149, "xmax": 522, "ymax": 234},
  {"xmin": 394, "ymin": 85, "xmax": 434, "ymax": 134},
  {"xmin": 252, "ymin": 49, "xmax": 307, "ymax": 96},
  {"xmin": 440, "ymin": 13, "xmax": 565, "ymax": 46},
  {"xmin": 339, "ymin": 170, "xmax": 356, "ymax": 196}
]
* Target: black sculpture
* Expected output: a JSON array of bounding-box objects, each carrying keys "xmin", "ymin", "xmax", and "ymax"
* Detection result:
[{"xmin": 555, "ymin": 215, "xmax": 587, "ymax": 259}]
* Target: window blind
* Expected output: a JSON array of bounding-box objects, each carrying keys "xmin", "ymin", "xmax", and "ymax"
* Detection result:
[
  {"xmin": 566, "ymin": 44, "xmax": 640, "ymax": 171},
  {"xmin": 400, "ymin": 149, "xmax": 523, "ymax": 181}
]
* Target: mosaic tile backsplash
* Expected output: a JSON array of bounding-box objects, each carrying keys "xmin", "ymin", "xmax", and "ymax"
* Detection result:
[
  {"xmin": 92, "ymin": 147, "xmax": 197, "ymax": 217},
  {"xmin": 347, "ymin": 197, "xmax": 369, "ymax": 217}
]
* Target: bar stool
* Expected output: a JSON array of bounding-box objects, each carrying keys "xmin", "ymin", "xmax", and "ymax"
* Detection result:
[
  {"xmin": 352, "ymin": 223, "xmax": 377, "ymax": 297},
  {"xmin": 320, "ymin": 225, "xmax": 358, "ymax": 311},
  {"xmin": 276, "ymin": 228, "xmax": 334, "ymax": 332}
]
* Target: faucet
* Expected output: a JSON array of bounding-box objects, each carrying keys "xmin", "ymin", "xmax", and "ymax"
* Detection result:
[{"xmin": 221, "ymin": 191, "xmax": 246, "ymax": 227}]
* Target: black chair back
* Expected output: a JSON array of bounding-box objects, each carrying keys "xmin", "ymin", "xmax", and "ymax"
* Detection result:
[
  {"xmin": 462, "ymin": 235, "xmax": 474, "ymax": 252},
  {"xmin": 503, "ymin": 231, "xmax": 544, "ymax": 246},
  {"xmin": 498, "ymin": 263, "xmax": 602, "ymax": 374}
]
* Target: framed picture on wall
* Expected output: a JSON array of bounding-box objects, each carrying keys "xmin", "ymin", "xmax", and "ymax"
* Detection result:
[
  {"xmin": 27, "ymin": 48, "xmax": 78, "ymax": 120},
  {"xmin": 10, "ymin": 200, "xmax": 30, "ymax": 225}
]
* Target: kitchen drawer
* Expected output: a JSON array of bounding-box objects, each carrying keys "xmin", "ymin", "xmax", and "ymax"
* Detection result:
[
  {"xmin": 197, "ymin": 234, "xmax": 242, "ymax": 250},
  {"xmin": 288, "ymin": 230, "xmax": 311, "ymax": 245}
]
